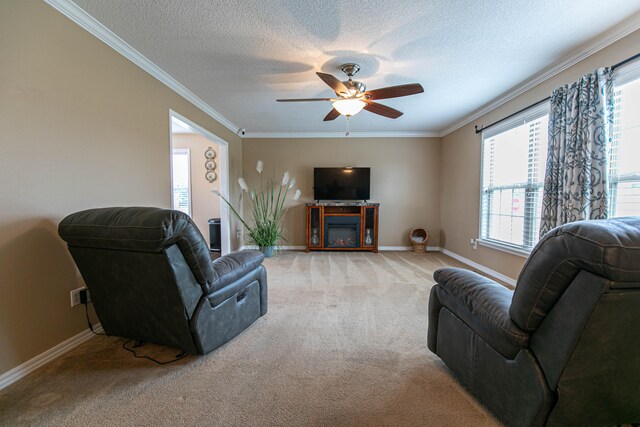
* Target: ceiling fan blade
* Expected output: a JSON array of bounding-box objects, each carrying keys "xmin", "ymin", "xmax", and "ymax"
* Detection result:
[
  {"xmin": 364, "ymin": 83, "xmax": 424, "ymax": 100},
  {"xmin": 323, "ymin": 108, "xmax": 341, "ymax": 121},
  {"xmin": 364, "ymin": 101, "xmax": 404, "ymax": 119},
  {"xmin": 316, "ymin": 72, "xmax": 349, "ymax": 95},
  {"xmin": 276, "ymin": 98, "xmax": 332, "ymax": 102}
]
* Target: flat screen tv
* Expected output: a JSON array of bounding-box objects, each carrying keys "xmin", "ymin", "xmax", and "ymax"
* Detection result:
[{"xmin": 314, "ymin": 167, "xmax": 370, "ymax": 201}]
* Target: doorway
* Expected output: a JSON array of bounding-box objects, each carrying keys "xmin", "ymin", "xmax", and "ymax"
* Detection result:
[{"xmin": 169, "ymin": 110, "xmax": 231, "ymax": 255}]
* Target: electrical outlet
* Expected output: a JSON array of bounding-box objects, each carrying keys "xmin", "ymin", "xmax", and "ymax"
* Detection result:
[
  {"xmin": 470, "ymin": 238, "xmax": 479, "ymax": 250},
  {"xmin": 70, "ymin": 287, "xmax": 87, "ymax": 307},
  {"xmin": 236, "ymin": 229, "xmax": 242, "ymax": 239},
  {"xmin": 79, "ymin": 289, "xmax": 90, "ymax": 304}
]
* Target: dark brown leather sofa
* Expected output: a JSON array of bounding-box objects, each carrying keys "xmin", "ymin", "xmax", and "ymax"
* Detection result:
[
  {"xmin": 428, "ymin": 217, "xmax": 640, "ymax": 426},
  {"xmin": 59, "ymin": 207, "xmax": 267, "ymax": 355}
]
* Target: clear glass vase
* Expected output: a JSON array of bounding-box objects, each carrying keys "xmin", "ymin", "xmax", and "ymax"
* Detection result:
[{"xmin": 365, "ymin": 229, "xmax": 373, "ymax": 245}]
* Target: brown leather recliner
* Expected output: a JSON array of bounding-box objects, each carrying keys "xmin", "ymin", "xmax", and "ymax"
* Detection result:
[
  {"xmin": 59, "ymin": 207, "xmax": 268, "ymax": 355},
  {"xmin": 428, "ymin": 217, "xmax": 640, "ymax": 426}
]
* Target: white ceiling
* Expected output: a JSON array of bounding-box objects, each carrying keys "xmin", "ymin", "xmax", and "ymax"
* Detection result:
[{"xmin": 71, "ymin": 0, "xmax": 640, "ymax": 135}]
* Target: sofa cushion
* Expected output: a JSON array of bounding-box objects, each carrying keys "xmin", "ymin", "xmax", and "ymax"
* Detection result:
[
  {"xmin": 209, "ymin": 250, "xmax": 265, "ymax": 293},
  {"xmin": 434, "ymin": 268, "xmax": 529, "ymax": 358}
]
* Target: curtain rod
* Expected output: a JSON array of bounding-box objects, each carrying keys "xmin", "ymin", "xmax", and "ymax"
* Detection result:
[{"xmin": 474, "ymin": 51, "xmax": 640, "ymax": 134}]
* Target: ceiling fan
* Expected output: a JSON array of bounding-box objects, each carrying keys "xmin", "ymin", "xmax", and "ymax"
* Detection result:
[{"xmin": 276, "ymin": 63, "xmax": 424, "ymax": 121}]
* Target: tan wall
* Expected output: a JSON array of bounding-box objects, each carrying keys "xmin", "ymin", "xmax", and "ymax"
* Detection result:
[
  {"xmin": 242, "ymin": 137, "xmax": 441, "ymax": 247},
  {"xmin": 0, "ymin": 1, "xmax": 242, "ymax": 375},
  {"xmin": 172, "ymin": 134, "xmax": 222, "ymax": 246},
  {"xmin": 440, "ymin": 28, "xmax": 640, "ymax": 281}
]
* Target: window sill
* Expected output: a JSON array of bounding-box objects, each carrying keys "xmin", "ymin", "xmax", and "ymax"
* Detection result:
[{"xmin": 477, "ymin": 239, "xmax": 531, "ymax": 258}]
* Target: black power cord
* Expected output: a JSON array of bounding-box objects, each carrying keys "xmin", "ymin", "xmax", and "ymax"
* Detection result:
[
  {"xmin": 84, "ymin": 301, "xmax": 105, "ymax": 336},
  {"xmin": 81, "ymin": 291, "xmax": 188, "ymax": 364},
  {"xmin": 121, "ymin": 340, "xmax": 189, "ymax": 365}
]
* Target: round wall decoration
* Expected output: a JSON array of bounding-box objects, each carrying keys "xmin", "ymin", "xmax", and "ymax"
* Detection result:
[
  {"xmin": 204, "ymin": 147, "xmax": 217, "ymax": 182},
  {"xmin": 204, "ymin": 147, "xmax": 216, "ymax": 159}
]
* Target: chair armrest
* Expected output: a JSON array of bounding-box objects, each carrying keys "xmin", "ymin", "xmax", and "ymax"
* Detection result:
[
  {"xmin": 208, "ymin": 250, "xmax": 265, "ymax": 293},
  {"xmin": 432, "ymin": 268, "xmax": 529, "ymax": 358}
]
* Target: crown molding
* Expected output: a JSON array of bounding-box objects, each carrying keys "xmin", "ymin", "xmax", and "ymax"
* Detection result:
[
  {"xmin": 43, "ymin": 0, "xmax": 640, "ymax": 140},
  {"xmin": 43, "ymin": 0, "xmax": 240, "ymax": 135},
  {"xmin": 243, "ymin": 131, "xmax": 441, "ymax": 139},
  {"xmin": 439, "ymin": 11, "xmax": 640, "ymax": 137}
]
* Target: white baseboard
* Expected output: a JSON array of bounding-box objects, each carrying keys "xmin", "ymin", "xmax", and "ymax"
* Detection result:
[
  {"xmin": 0, "ymin": 323, "xmax": 102, "ymax": 391},
  {"xmin": 239, "ymin": 245, "xmax": 306, "ymax": 251},
  {"xmin": 378, "ymin": 246, "xmax": 440, "ymax": 251},
  {"xmin": 440, "ymin": 248, "xmax": 517, "ymax": 288},
  {"xmin": 240, "ymin": 245, "xmax": 440, "ymax": 252}
]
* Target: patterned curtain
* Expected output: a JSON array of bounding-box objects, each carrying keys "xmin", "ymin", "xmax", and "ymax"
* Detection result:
[{"xmin": 539, "ymin": 68, "xmax": 614, "ymax": 238}]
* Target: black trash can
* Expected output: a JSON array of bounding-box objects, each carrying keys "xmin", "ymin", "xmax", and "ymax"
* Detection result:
[{"xmin": 208, "ymin": 218, "xmax": 221, "ymax": 252}]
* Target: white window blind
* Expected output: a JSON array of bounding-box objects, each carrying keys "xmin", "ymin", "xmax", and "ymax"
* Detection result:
[
  {"xmin": 480, "ymin": 102, "xmax": 549, "ymax": 252},
  {"xmin": 478, "ymin": 60, "xmax": 640, "ymax": 255},
  {"xmin": 610, "ymin": 60, "xmax": 640, "ymax": 217}
]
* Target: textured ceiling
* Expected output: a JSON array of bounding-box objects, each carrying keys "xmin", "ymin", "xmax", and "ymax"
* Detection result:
[{"xmin": 72, "ymin": 0, "xmax": 640, "ymax": 134}]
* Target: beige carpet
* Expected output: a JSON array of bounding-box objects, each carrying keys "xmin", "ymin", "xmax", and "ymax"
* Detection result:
[{"xmin": 0, "ymin": 251, "xmax": 500, "ymax": 426}]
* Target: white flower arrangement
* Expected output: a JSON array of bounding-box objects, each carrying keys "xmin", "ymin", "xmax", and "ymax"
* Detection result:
[{"xmin": 214, "ymin": 160, "xmax": 301, "ymax": 251}]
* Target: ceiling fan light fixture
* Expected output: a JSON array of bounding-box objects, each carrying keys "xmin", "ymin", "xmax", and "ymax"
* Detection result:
[
  {"xmin": 277, "ymin": 64, "xmax": 424, "ymax": 121},
  {"xmin": 333, "ymin": 99, "xmax": 366, "ymax": 117}
]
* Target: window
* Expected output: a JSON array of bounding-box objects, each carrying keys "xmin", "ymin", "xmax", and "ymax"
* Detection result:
[
  {"xmin": 479, "ymin": 61, "xmax": 640, "ymax": 255},
  {"xmin": 480, "ymin": 103, "xmax": 549, "ymax": 254},
  {"xmin": 172, "ymin": 148, "xmax": 191, "ymax": 216},
  {"xmin": 610, "ymin": 61, "xmax": 640, "ymax": 217}
]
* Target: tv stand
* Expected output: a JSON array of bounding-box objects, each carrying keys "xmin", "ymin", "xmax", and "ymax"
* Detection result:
[{"xmin": 305, "ymin": 202, "xmax": 379, "ymax": 253}]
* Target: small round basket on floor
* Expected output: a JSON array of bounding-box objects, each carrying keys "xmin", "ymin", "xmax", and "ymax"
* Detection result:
[{"xmin": 409, "ymin": 228, "xmax": 429, "ymax": 253}]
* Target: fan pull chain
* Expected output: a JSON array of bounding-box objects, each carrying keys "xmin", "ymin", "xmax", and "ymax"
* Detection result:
[{"xmin": 345, "ymin": 116, "xmax": 350, "ymax": 137}]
